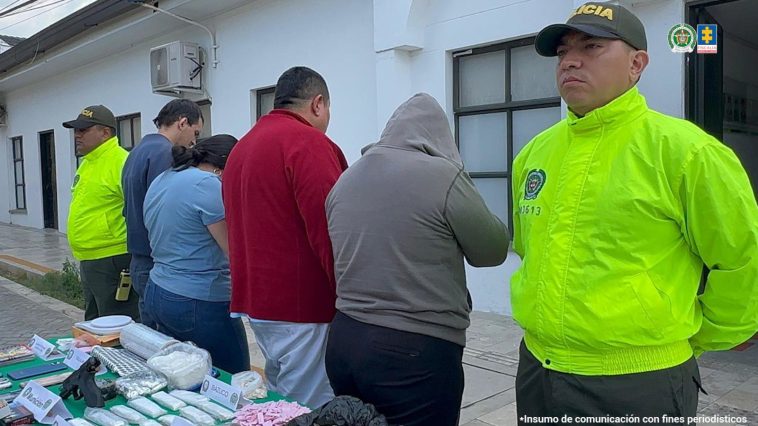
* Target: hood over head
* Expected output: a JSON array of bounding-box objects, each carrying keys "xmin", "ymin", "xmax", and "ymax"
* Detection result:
[{"xmin": 372, "ymin": 93, "xmax": 462, "ymax": 167}]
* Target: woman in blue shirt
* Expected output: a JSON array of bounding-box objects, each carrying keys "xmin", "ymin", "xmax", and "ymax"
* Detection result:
[{"xmin": 143, "ymin": 134, "xmax": 249, "ymax": 373}]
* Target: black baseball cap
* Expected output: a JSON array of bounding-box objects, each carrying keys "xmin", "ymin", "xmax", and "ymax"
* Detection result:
[
  {"xmin": 63, "ymin": 105, "xmax": 116, "ymax": 129},
  {"xmin": 535, "ymin": 2, "xmax": 647, "ymax": 57}
]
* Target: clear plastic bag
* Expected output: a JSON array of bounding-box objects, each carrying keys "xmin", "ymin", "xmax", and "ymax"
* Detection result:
[
  {"xmin": 168, "ymin": 390, "xmax": 209, "ymax": 406},
  {"xmin": 116, "ymin": 370, "xmax": 168, "ymax": 399},
  {"xmin": 150, "ymin": 391, "xmax": 186, "ymax": 411},
  {"xmin": 231, "ymin": 371, "xmax": 267, "ymax": 400},
  {"xmin": 147, "ymin": 343, "xmax": 211, "ymax": 390},
  {"xmin": 179, "ymin": 406, "xmax": 214, "ymax": 426},
  {"xmin": 110, "ymin": 405, "xmax": 149, "ymax": 425},
  {"xmin": 157, "ymin": 415, "xmax": 183, "ymax": 426},
  {"xmin": 195, "ymin": 401, "xmax": 234, "ymax": 421},
  {"xmin": 84, "ymin": 407, "xmax": 129, "ymax": 426},
  {"xmin": 127, "ymin": 397, "xmax": 168, "ymax": 418},
  {"xmin": 69, "ymin": 418, "xmax": 96, "ymax": 426},
  {"xmin": 120, "ymin": 324, "xmax": 178, "ymax": 360}
]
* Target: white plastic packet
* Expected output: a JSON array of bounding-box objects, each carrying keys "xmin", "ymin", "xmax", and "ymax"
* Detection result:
[
  {"xmin": 139, "ymin": 420, "xmax": 162, "ymax": 426},
  {"xmin": 156, "ymin": 415, "xmax": 179, "ymax": 426},
  {"xmin": 151, "ymin": 391, "xmax": 186, "ymax": 411},
  {"xmin": 195, "ymin": 400, "xmax": 234, "ymax": 421},
  {"xmin": 127, "ymin": 397, "xmax": 168, "ymax": 418},
  {"xmin": 110, "ymin": 405, "xmax": 149, "ymax": 425},
  {"xmin": 230, "ymin": 371, "xmax": 267, "ymax": 400},
  {"xmin": 168, "ymin": 390, "xmax": 209, "ymax": 406},
  {"xmin": 84, "ymin": 407, "xmax": 129, "ymax": 426},
  {"xmin": 179, "ymin": 406, "xmax": 214, "ymax": 426},
  {"xmin": 69, "ymin": 418, "xmax": 96, "ymax": 426},
  {"xmin": 147, "ymin": 343, "xmax": 211, "ymax": 390}
]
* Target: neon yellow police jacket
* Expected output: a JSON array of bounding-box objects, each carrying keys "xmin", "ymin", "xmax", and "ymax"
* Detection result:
[
  {"xmin": 68, "ymin": 136, "xmax": 129, "ymax": 261},
  {"xmin": 511, "ymin": 86, "xmax": 758, "ymax": 375}
]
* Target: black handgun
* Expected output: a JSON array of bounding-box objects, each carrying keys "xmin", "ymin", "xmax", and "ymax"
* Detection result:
[{"xmin": 59, "ymin": 357, "xmax": 105, "ymax": 407}]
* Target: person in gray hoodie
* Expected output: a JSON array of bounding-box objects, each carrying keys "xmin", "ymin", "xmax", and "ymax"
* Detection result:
[{"xmin": 325, "ymin": 93, "xmax": 510, "ymax": 425}]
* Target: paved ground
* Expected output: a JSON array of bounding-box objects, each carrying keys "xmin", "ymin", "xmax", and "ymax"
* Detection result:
[{"xmin": 0, "ymin": 222, "xmax": 756, "ymax": 425}]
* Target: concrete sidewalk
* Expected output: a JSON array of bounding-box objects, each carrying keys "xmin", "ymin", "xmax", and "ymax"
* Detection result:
[{"xmin": 1, "ymin": 222, "xmax": 756, "ymax": 425}]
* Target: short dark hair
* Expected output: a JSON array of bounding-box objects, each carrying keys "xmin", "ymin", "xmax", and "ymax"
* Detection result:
[
  {"xmin": 273, "ymin": 66, "xmax": 330, "ymax": 109},
  {"xmin": 171, "ymin": 134, "xmax": 238, "ymax": 171},
  {"xmin": 153, "ymin": 99, "xmax": 204, "ymax": 129}
]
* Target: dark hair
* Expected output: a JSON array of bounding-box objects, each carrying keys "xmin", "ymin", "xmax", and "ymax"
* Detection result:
[
  {"xmin": 273, "ymin": 66, "xmax": 330, "ymax": 109},
  {"xmin": 171, "ymin": 134, "xmax": 238, "ymax": 171},
  {"xmin": 153, "ymin": 99, "xmax": 204, "ymax": 129}
]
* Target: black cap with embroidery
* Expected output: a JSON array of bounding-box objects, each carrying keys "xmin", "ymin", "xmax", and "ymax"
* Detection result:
[
  {"xmin": 62, "ymin": 105, "xmax": 117, "ymax": 129},
  {"xmin": 535, "ymin": 2, "xmax": 647, "ymax": 57}
]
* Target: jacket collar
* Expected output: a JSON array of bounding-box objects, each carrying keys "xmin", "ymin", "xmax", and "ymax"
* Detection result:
[
  {"xmin": 85, "ymin": 136, "xmax": 120, "ymax": 161},
  {"xmin": 566, "ymin": 86, "xmax": 648, "ymax": 132}
]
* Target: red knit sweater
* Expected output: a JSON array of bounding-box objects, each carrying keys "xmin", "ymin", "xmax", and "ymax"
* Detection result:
[{"xmin": 223, "ymin": 110, "xmax": 348, "ymax": 323}]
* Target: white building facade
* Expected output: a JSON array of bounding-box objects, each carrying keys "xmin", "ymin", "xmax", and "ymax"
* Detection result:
[{"xmin": 1, "ymin": 0, "xmax": 755, "ymax": 314}]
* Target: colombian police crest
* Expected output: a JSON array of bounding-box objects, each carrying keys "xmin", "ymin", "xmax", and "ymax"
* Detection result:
[{"xmin": 524, "ymin": 169, "xmax": 546, "ymax": 200}]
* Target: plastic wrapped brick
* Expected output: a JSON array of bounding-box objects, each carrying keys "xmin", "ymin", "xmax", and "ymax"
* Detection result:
[
  {"xmin": 110, "ymin": 405, "xmax": 149, "ymax": 425},
  {"xmin": 157, "ymin": 415, "xmax": 184, "ymax": 426},
  {"xmin": 179, "ymin": 406, "xmax": 214, "ymax": 426},
  {"xmin": 140, "ymin": 420, "xmax": 162, "ymax": 426},
  {"xmin": 69, "ymin": 418, "xmax": 96, "ymax": 426},
  {"xmin": 195, "ymin": 400, "xmax": 234, "ymax": 421},
  {"xmin": 127, "ymin": 397, "xmax": 167, "ymax": 418},
  {"xmin": 147, "ymin": 343, "xmax": 211, "ymax": 390},
  {"xmin": 150, "ymin": 391, "xmax": 186, "ymax": 411},
  {"xmin": 168, "ymin": 390, "xmax": 208, "ymax": 406},
  {"xmin": 84, "ymin": 407, "xmax": 129, "ymax": 426}
]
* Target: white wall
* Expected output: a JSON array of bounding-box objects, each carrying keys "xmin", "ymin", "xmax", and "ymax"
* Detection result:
[{"xmin": 209, "ymin": 0, "xmax": 377, "ymax": 163}]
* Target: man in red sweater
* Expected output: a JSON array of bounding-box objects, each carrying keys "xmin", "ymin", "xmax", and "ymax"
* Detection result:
[{"xmin": 223, "ymin": 66, "xmax": 347, "ymax": 408}]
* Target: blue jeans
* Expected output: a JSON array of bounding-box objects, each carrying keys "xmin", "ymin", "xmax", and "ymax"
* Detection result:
[
  {"xmin": 130, "ymin": 254, "xmax": 157, "ymax": 328},
  {"xmin": 145, "ymin": 282, "xmax": 250, "ymax": 373}
]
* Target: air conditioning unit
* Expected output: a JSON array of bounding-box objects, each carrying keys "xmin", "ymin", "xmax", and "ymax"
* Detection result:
[{"xmin": 150, "ymin": 41, "xmax": 203, "ymax": 95}]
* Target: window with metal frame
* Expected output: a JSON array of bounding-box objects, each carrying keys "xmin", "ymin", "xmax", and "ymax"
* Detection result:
[
  {"xmin": 117, "ymin": 113, "xmax": 142, "ymax": 151},
  {"xmin": 256, "ymin": 87, "xmax": 276, "ymax": 121},
  {"xmin": 198, "ymin": 100, "xmax": 212, "ymax": 139},
  {"xmin": 453, "ymin": 37, "xmax": 561, "ymax": 230},
  {"xmin": 11, "ymin": 136, "xmax": 26, "ymax": 210}
]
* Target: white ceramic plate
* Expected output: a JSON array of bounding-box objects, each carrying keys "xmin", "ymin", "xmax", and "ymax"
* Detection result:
[{"xmin": 91, "ymin": 315, "xmax": 133, "ymax": 329}]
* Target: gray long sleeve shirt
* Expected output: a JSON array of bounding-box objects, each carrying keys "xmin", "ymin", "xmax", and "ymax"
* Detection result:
[{"xmin": 326, "ymin": 93, "xmax": 510, "ymax": 346}]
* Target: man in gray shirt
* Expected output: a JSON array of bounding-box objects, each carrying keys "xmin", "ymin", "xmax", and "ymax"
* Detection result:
[{"xmin": 325, "ymin": 93, "xmax": 510, "ymax": 426}]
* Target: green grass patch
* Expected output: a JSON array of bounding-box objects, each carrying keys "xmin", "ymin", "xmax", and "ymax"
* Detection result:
[{"xmin": 0, "ymin": 259, "xmax": 84, "ymax": 309}]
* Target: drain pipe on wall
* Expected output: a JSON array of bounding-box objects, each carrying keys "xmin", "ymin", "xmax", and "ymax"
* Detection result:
[{"xmin": 130, "ymin": 1, "xmax": 219, "ymax": 68}]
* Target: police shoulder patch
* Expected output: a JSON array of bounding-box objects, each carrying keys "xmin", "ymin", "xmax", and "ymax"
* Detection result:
[{"xmin": 524, "ymin": 169, "xmax": 546, "ymax": 200}]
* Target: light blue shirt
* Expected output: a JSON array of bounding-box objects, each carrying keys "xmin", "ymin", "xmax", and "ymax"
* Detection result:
[{"xmin": 144, "ymin": 167, "xmax": 230, "ymax": 302}]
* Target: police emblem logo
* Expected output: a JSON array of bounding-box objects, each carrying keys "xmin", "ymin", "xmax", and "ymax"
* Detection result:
[
  {"xmin": 668, "ymin": 24, "xmax": 696, "ymax": 53},
  {"xmin": 524, "ymin": 169, "xmax": 546, "ymax": 200}
]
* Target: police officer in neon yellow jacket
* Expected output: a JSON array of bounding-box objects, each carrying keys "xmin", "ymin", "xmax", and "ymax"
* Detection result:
[
  {"xmin": 64, "ymin": 105, "xmax": 139, "ymax": 321},
  {"xmin": 511, "ymin": 2, "xmax": 758, "ymax": 421}
]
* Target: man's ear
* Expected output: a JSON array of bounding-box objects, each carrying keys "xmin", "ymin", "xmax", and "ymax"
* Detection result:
[
  {"xmin": 630, "ymin": 50, "xmax": 649, "ymax": 83},
  {"xmin": 311, "ymin": 94, "xmax": 326, "ymax": 116}
]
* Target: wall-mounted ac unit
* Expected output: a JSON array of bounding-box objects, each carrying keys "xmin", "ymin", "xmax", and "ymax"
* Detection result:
[{"xmin": 150, "ymin": 41, "xmax": 203, "ymax": 95}]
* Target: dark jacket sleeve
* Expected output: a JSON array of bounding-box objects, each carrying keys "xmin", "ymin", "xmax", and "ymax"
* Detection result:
[
  {"xmin": 286, "ymin": 135, "xmax": 347, "ymax": 290},
  {"xmin": 445, "ymin": 170, "xmax": 510, "ymax": 267}
]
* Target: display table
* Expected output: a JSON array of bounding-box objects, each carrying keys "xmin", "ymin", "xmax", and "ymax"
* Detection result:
[{"xmin": 0, "ymin": 338, "xmax": 284, "ymax": 422}]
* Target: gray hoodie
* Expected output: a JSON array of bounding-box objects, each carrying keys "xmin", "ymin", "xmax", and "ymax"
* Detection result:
[{"xmin": 326, "ymin": 93, "xmax": 510, "ymax": 346}]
